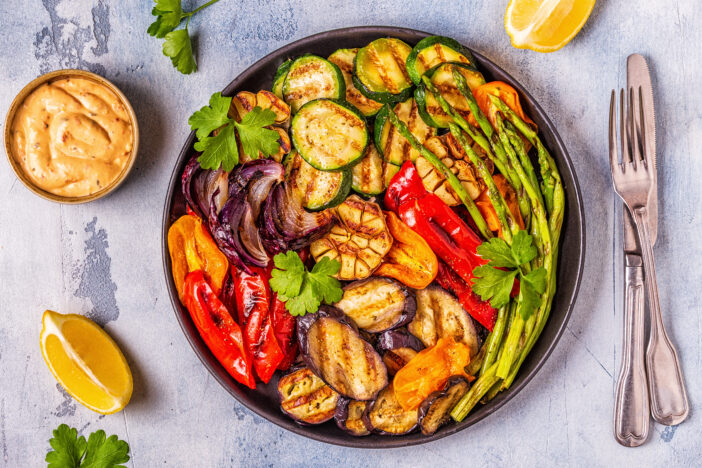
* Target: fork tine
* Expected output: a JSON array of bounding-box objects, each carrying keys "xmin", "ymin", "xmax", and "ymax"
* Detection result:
[
  {"xmin": 628, "ymin": 87, "xmax": 639, "ymax": 168},
  {"xmin": 620, "ymin": 89, "xmax": 631, "ymax": 169},
  {"xmin": 608, "ymin": 90, "xmax": 619, "ymax": 174}
]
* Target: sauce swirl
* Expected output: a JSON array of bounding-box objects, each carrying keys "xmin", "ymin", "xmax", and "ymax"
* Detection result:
[{"xmin": 9, "ymin": 77, "xmax": 134, "ymax": 197}]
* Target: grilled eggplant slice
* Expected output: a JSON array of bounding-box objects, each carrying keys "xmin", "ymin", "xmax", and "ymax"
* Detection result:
[
  {"xmin": 283, "ymin": 55, "xmax": 345, "ymax": 113},
  {"xmin": 409, "ymin": 285, "xmax": 480, "ymax": 357},
  {"xmin": 334, "ymin": 398, "xmax": 371, "ymax": 436},
  {"xmin": 374, "ymin": 98, "xmax": 436, "ymax": 166},
  {"xmin": 291, "ymin": 99, "xmax": 368, "ymax": 171},
  {"xmin": 278, "ymin": 367, "xmax": 340, "ymax": 425},
  {"xmin": 418, "ymin": 376, "xmax": 470, "ymax": 435},
  {"xmin": 415, "ymin": 135, "xmax": 486, "ymax": 206},
  {"xmin": 353, "ymin": 38, "xmax": 414, "ymax": 104},
  {"xmin": 363, "ymin": 383, "xmax": 419, "ymax": 435},
  {"xmin": 328, "ymin": 48, "xmax": 383, "ymax": 117},
  {"xmin": 406, "ymin": 35, "xmax": 477, "ymax": 85},
  {"xmin": 285, "ymin": 150, "xmax": 351, "ymax": 211},
  {"xmin": 377, "ymin": 328, "xmax": 424, "ymax": 352},
  {"xmin": 335, "ymin": 277, "xmax": 416, "ymax": 333},
  {"xmin": 297, "ymin": 309, "xmax": 388, "ymax": 400},
  {"xmin": 310, "ymin": 195, "xmax": 393, "ymax": 280},
  {"xmin": 382, "ymin": 348, "xmax": 418, "ymax": 376}
]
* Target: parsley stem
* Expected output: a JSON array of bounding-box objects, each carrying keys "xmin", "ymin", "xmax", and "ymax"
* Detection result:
[{"xmin": 185, "ymin": 0, "xmax": 221, "ymax": 17}]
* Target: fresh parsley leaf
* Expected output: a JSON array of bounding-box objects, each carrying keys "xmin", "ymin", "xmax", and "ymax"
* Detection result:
[
  {"xmin": 195, "ymin": 124, "xmax": 239, "ymax": 171},
  {"xmin": 518, "ymin": 279, "xmax": 541, "ymax": 320},
  {"xmin": 522, "ymin": 267, "xmax": 547, "ymax": 295},
  {"xmin": 147, "ymin": 0, "xmax": 183, "ymax": 38},
  {"xmin": 46, "ymin": 424, "xmax": 129, "ymax": 468},
  {"xmin": 163, "ymin": 29, "xmax": 197, "ymax": 74},
  {"xmin": 471, "ymin": 265, "xmax": 517, "ymax": 309},
  {"xmin": 270, "ymin": 251, "xmax": 305, "ymax": 298},
  {"xmin": 234, "ymin": 107, "xmax": 281, "ymax": 158},
  {"xmin": 269, "ymin": 251, "xmax": 343, "ymax": 316},
  {"xmin": 510, "ymin": 230, "xmax": 538, "ymax": 265},
  {"xmin": 476, "ymin": 237, "xmax": 517, "ymax": 268},
  {"xmin": 188, "ymin": 92, "xmax": 232, "ymax": 140}
]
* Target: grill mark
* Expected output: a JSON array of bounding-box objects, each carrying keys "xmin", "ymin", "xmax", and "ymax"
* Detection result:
[
  {"xmin": 435, "ymin": 43, "xmax": 446, "ymax": 63},
  {"xmin": 367, "ymin": 47, "xmax": 396, "ymax": 93},
  {"xmin": 389, "ymin": 43, "xmax": 412, "ymax": 84}
]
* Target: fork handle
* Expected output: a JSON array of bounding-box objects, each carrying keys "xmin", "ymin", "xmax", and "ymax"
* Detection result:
[
  {"xmin": 614, "ymin": 254, "xmax": 649, "ymax": 446},
  {"xmin": 632, "ymin": 206, "xmax": 690, "ymax": 425}
]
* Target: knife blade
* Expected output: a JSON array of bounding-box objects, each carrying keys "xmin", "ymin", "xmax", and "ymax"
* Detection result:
[{"xmin": 624, "ymin": 54, "xmax": 657, "ymax": 255}]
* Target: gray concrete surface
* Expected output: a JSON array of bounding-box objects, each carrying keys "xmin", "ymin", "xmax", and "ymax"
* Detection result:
[{"xmin": 1, "ymin": 0, "xmax": 701, "ymax": 466}]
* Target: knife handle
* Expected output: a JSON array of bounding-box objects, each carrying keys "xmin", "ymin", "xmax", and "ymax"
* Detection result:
[
  {"xmin": 633, "ymin": 206, "xmax": 690, "ymax": 425},
  {"xmin": 614, "ymin": 255, "xmax": 649, "ymax": 447}
]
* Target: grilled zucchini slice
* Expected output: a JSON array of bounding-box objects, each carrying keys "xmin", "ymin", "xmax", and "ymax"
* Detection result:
[
  {"xmin": 282, "ymin": 55, "xmax": 345, "ymax": 113},
  {"xmin": 278, "ymin": 367, "xmax": 340, "ymax": 425},
  {"xmin": 353, "ymin": 38, "xmax": 414, "ymax": 104},
  {"xmin": 383, "ymin": 162, "xmax": 400, "ymax": 188},
  {"xmin": 415, "ymin": 62, "xmax": 486, "ymax": 128},
  {"xmin": 291, "ymin": 99, "xmax": 368, "ymax": 171},
  {"xmin": 351, "ymin": 144, "xmax": 385, "ymax": 196},
  {"xmin": 310, "ymin": 195, "xmax": 393, "ymax": 280},
  {"xmin": 272, "ymin": 59, "xmax": 292, "ymax": 99},
  {"xmin": 285, "ymin": 150, "xmax": 351, "ymax": 211},
  {"xmin": 328, "ymin": 48, "xmax": 383, "ymax": 117},
  {"xmin": 374, "ymin": 98, "xmax": 436, "ymax": 165},
  {"xmin": 406, "ymin": 35, "xmax": 476, "ymax": 85}
]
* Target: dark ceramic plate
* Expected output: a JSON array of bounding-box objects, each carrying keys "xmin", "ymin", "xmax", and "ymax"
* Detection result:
[{"xmin": 162, "ymin": 26, "xmax": 585, "ymax": 448}]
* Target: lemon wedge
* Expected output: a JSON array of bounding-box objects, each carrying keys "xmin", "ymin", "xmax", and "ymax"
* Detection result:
[
  {"xmin": 505, "ymin": 0, "xmax": 596, "ymax": 52},
  {"xmin": 40, "ymin": 310, "xmax": 133, "ymax": 415}
]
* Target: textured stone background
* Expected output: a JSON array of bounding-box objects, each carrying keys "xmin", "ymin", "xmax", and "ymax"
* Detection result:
[{"xmin": 1, "ymin": 1, "xmax": 700, "ymax": 466}]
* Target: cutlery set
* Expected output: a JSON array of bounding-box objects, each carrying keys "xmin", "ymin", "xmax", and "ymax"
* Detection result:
[{"xmin": 610, "ymin": 54, "xmax": 689, "ymax": 447}]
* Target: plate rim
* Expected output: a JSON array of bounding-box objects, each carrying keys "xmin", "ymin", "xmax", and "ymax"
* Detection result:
[{"xmin": 161, "ymin": 25, "xmax": 586, "ymax": 448}]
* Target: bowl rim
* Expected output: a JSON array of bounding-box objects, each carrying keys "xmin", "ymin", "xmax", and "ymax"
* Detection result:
[
  {"xmin": 161, "ymin": 25, "xmax": 585, "ymax": 448},
  {"xmin": 3, "ymin": 68, "xmax": 139, "ymax": 204}
]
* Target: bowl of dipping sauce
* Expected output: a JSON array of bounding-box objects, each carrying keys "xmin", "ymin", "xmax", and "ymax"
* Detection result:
[{"xmin": 4, "ymin": 69, "xmax": 138, "ymax": 203}]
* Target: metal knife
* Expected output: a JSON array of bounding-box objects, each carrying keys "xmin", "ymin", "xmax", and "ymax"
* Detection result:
[{"xmin": 626, "ymin": 54, "xmax": 689, "ymax": 426}]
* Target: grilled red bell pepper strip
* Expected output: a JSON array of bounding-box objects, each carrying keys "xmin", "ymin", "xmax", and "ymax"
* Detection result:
[
  {"xmin": 270, "ymin": 293, "xmax": 298, "ymax": 370},
  {"xmin": 183, "ymin": 270, "xmax": 255, "ymax": 389},
  {"xmin": 233, "ymin": 266, "xmax": 284, "ymax": 383},
  {"xmin": 435, "ymin": 261, "xmax": 498, "ymax": 330}
]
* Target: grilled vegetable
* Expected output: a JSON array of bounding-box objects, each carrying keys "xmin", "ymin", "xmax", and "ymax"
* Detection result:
[
  {"xmin": 291, "ymin": 99, "xmax": 368, "ymax": 171},
  {"xmin": 334, "ymin": 399, "xmax": 371, "ymax": 436},
  {"xmin": 417, "ymin": 376, "xmax": 470, "ymax": 435},
  {"xmin": 272, "ymin": 59, "xmax": 292, "ymax": 99},
  {"xmin": 363, "ymin": 383, "xmax": 418, "ymax": 435},
  {"xmin": 297, "ymin": 309, "xmax": 388, "ymax": 400},
  {"xmin": 328, "ymin": 48, "xmax": 383, "ymax": 117},
  {"xmin": 409, "ymin": 286, "xmax": 481, "ymax": 357},
  {"xmin": 376, "ymin": 328, "xmax": 424, "ymax": 353},
  {"xmin": 383, "ymin": 162, "xmax": 400, "ymax": 189},
  {"xmin": 374, "ymin": 98, "xmax": 436, "ymax": 166},
  {"xmin": 230, "ymin": 90, "xmax": 292, "ymax": 162},
  {"xmin": 335, "ymin": 277, "xmax": 416, "ymax": 333},
  {"xmin": 353, "ymin": 38, "xmax": 414, "ymax": 104},
  {"xmin": 351, "ymin": 145, "xmax": 385, "ymax": 196},
  {"xmin": 283, "ymin": 55, "xmax": 345, "ymax": 113},
  {"xmin": 310, "ymin": 195, "xmax": 393, "ymax": 280},
  {"xmin": 382, "ymin": 348, "xmax": 418, "ymax": 376},
  {"xmin": 415, "ymin": 135, "xmax": 486, "ymax": 206},
  {"xmin": 405, "ymin": 35, "xmax": 476, "ymax": 85},
  {"xmin": 278, "ymin": 367, "xmax": 340, "ymax": 425},
  {"xmin": 285, "ymin": 150, "xmax": 351, "ymax": 211},
  {"xmin": 415, "ymin": 62, "xmax": 485, "ymax": 128}
]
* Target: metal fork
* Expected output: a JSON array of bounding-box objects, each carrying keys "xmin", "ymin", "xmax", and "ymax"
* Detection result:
[{"xmin": 609, "ymin": 88, "xmax": 689, "ymax": 443}]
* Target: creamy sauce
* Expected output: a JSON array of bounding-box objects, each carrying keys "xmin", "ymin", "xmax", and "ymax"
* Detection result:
[{"xmin": 10, "ymin": 77, "xmax": 133, "ymax": 197}]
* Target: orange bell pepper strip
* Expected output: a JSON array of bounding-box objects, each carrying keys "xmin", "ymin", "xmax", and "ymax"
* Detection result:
[
  {"xmin": 393, "ymin": 337, "xmax": 472, "ymax": 411},
  {"xmin": 375, "ymin": 211, "xmax": 438, "ymax": 289},
  {"xmin": 168, "ymin": 214, "xmax": 228, "ymax": 301},
  {"xmin": 469, "ymin": 81, "xmax": 536, "ymax": 132},
  {"xmin": 475, "ymin": 174, "xmax": 525, "ymax": 239}
]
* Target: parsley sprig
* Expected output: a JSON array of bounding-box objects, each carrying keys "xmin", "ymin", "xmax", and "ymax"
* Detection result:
[
  {"xmin": 46, "ymin": 424, "xmax": 129, "ymax": 468},
  {"xmin": 147, "ymin": 0, "xmax": 221, "ymax": 74},
  {"xmin": 269, "ymin": 251, "xmax": 343, "ymax": 317},
  {"xmin": 188, "ymin": 92, "xmax": 281, "ymax": 171},
  {"xmin": 471, "ymin": 230, "xmax": 547, "ymax": 320}
]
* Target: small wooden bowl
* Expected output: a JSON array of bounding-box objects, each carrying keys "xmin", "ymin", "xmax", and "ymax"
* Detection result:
[{"xmin": 3, "ymin": 69, "xmax": 139, "ymax": 204}]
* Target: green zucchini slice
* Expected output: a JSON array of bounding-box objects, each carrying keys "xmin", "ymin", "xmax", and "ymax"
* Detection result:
[
  {"xmin": 406, "ymin": 36, "xmax": 477, "ymax": 85},
  {"xmin": 353, "ymin": 38, "xmax": 414, "ymax": 104},
  {"xmin": 383, "ymin": 162, "xmax": 400, "ymax": 189},
  {"xmin": 351, "ymin": 144, "xmax": 385, "ymax": 196},
  {"xmin": 283, "ymin": 55, "xmax": 345, "ymax": 113},
  {"xmin": 415, "ymin": 62, "xmax": 486, "ymax": 128},
  {"xmin": 272, "ymin": 59, "xmax": 292, "ymax": 99},
  {"xmin": 291, "ymin": 99, "xmax": 368, "ymax": 171},
  {"xmin": 328, "ymin": 48, "xmax": 383, "ymax": 117},
  {"xmin": 374, "ymin": 98, "xmax": 436, "ymax": 166},
  {"xmin": 285, "ymin": 150, "xmax": 351, "ymax": 211}
]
